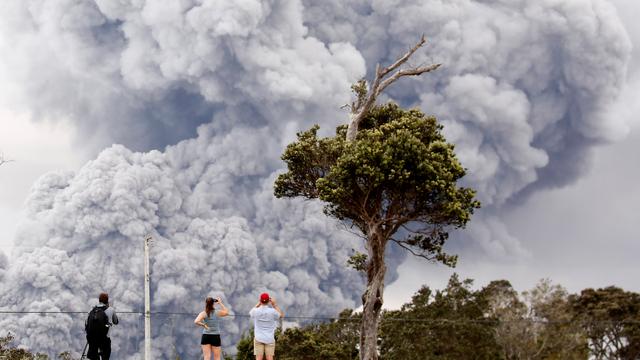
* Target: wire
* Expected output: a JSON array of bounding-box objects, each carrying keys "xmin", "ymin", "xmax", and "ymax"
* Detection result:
[{"xmin": 0, "ymin": 310, "xmax": 639, "ymax": 324}]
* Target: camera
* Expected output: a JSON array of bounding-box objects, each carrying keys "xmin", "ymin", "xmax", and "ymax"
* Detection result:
[{"xmin": 213, "ymin": 299, "xmax": 218, "ymax": 303}]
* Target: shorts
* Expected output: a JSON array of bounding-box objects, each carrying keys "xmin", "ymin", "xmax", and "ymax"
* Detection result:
[
  {"xmin": 201, "ymin": 334, "xmax": 221, "ymax": 347},
  {"xmin": 254, "ymin": 339, "xmax": 275, "ymax": 356}
]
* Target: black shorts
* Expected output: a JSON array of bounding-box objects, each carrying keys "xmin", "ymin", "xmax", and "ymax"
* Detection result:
[{"xmin": 201, "ymin": 334, "xmax": 221, "ymax": 347}]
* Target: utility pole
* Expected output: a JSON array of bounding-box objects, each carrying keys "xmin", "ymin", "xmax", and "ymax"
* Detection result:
[{"xmin": 144, "ymin": 235, "xmax": 152, "ymax": 360}]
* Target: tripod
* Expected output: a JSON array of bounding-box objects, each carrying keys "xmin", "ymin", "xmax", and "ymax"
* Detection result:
[
  {"xmin": 80, "ymin": 343, "xmax": 103, "ymax": 360},
  {"xmin": 80, "ymin": 343, "xmax": 88, "ymax": 360}
]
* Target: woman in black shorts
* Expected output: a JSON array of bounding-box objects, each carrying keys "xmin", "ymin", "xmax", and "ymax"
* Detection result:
[{"xmin": 194, "ymin": 297, "xmax": 228, "ymax": 360}]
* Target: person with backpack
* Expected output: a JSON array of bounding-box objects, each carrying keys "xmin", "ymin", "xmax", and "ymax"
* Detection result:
[
  {"xmin": 194, "ymin": 296, "xmax": 229, "ymax": 360},
  {"xmin": 85, "ymin": 292, "xmax": 119, "ymax": 360}
]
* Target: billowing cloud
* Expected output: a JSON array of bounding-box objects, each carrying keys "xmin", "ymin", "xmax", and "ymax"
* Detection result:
[
  {"xmin": 0, "ymin": 0, "xmax": 365, "ymax": 151},
  {"xmin": 1, "ymin": 142, "xmax": 363, "ymax": 358},
  {"xmin": 0, "ymin": 251, "xmax": 7, "ymax": 281},
  {"xmin": 303, "ymin": 0, "xmax": 631, "ymax": 257},
  {"xmin": 0, "ymin": 0, "xmax": 633, "ymax": 358},
  {"xmin": 305, "ymin": 0, "xmax": 631, "ymax": 204}
]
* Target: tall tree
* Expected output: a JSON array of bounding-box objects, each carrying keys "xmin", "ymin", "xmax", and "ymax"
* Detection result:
[
  {"xmin": 380, "ymin": 274, "xmax": 500, "ymax": 359},
  {"xmin": 523, "ymin": 280, "xmax": 588, "ymax": 359},
  {"xmin": 570, "ymin": 287, "xmax": 640, "ymax": 359},
  {"xmin": 479, "ymin": 280, "xmax": 529, "ymax": 360},
  {"xmin": 481, "ymin": 279, "xmax": 587, "ymax": 360},
  {"xmin": 274, "ymin": 38, "xmax": 479, "ymax": 358}
]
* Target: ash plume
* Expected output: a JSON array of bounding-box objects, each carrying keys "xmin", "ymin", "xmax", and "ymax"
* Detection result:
[{"xmin": 0, "ymin": 0, "xmax": 633, "ymax": 357}]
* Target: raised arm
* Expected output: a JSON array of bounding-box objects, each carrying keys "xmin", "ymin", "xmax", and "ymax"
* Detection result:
[
  {"xmin": 216, "ymin": 297, "xmax": 229, "ymax": 317},
  {"xmin": 270, "ymin": 298, "xmax": 284, "ymax": 318}
]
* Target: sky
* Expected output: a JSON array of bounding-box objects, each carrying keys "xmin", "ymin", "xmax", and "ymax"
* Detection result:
[
  {"xmin": 0, "ymin": 115, "xmax": 82, "ymax": 255},
  {"xmin": 0, "ymin": 0, "xmax": 639, "ymax": 357},
  {"xmin": 387, "ymin": 0, "xmax": 640, "ymax": 307}
]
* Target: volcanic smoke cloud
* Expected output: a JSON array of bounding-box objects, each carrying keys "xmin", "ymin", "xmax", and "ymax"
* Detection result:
[{"xmin": 0, "ymin": 0, "xmax": 631, "ymax": 358}]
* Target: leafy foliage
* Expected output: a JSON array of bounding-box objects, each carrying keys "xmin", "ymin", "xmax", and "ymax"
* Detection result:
[
  {"xmin": 347, "ymin": 251, "xmax": 368, "ymax": 272},
  {"xmin": 277, "ymin": 309, "xmax": 361, "ymax": 360},
  {"xmin": 570, "ymin": 286, "xmax": 640, "ymax": 359},
  {"xmin": 482, "ymin": 279, "xmax": 588, "ymax": 360},
  {"xmin": 0, "ymin": 333, "xmax": 52, "ymax": 359},
  {"xmin": 380, "ymin": 274, "xmax": 500, "ymax": 359},
  {"xmin": 57, "ymin": 352, "xmax": 79, "ymax": 360},
  {"xmin": 275, "ymin": 102, "xmax": 479, "ymax": 360},
  {"xmin": 234, "ymin": 311, "xmax": 359, "ymax": 360},
  {"xmin": 235, "ymin": 276, "xmax": 631, "ymax": 360},
  {"xmin": 234, "ymin": 329, "xmax": 258, "ymax": 360},
  {"xmin": 275, "ymin": 102, "xmax": 479, "ymax": 266}
]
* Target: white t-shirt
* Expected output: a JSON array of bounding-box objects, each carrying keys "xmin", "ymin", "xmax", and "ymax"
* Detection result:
[{"xmin": 249, "ymin": 306, "xmax": 280, "ymax": 344}]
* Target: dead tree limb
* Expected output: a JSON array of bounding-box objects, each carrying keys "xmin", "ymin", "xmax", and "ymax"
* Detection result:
[{"xmin": 346, "ymin": 35, "xmax": 441, "ymax": 142}]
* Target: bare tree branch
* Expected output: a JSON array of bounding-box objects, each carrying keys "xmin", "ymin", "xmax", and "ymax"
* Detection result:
[
  {"xmin": 346, "ymin": 35, "xmax": 441, "ymax": 142},
  {"xmin": 378, "ymin": 35, "xmax": 427, "ymax": 78},
  {"xmin": 377, "ymin": 63, "xmax": 442, "ymax": 96},
  {"xmin": 338, "ymin": 221, "xmax": 367, "ymax": 240},
  {"xmin": 389, "ymin": 238, "xmax": 436, "ymax": 261}
]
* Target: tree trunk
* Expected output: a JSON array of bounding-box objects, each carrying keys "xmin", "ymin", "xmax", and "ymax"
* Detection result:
[
  {"xmin": 360, "ymin": 225, "xmax": 387, "ymax": 360},
  {"xmin": 346, "ymin": 113, "xmax": 359, "ymax": 142}
]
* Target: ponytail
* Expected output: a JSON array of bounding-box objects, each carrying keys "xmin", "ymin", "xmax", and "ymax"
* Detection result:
[{"xmin": 205, "ymin": 297, "xmax": 214, "ymax": 317}]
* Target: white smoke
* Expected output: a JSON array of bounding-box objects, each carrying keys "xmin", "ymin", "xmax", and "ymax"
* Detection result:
[
  {"xmin": 0, "ymin": 0, "xmax": 633, "ymax": 358},
  {"xmin": 0, "ymin": 0, "xmax": 365, "ymax": 151},
  {"xmin": 0, "ymin": 251, "xmax": 7, "ymax": 281},
  {"xmin": 1, "ymin": 142, "xmax": 364, "ymax": 358},
  {"xmin": 303, "ymin": 0, "xmax": 631, "ymax": 257}
]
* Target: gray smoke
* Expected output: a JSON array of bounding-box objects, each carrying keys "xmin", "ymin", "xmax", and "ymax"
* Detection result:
[
  {"xmin": 0, "ymin": 0, "xmax": 632, "ymax": 358},
  {"xmin": 1, "ymin": 141, "xmax": 364, "ymax": 358},
  {"xmin": 0, "ymin": 0, "xmax": 365, "ymax": 151},
  {"xmin": 0, "ymin": 251, "xmax": 7, "ymax": 281}
]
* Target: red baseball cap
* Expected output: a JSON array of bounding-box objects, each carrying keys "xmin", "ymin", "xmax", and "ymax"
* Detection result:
[{"xmin": 260, "ymin": 293, "xmax": 270, "ymax": 303}]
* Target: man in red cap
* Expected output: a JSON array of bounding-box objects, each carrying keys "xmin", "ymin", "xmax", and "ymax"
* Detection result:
[{"xmin": 249, "ymin": 292, "xmax": 284, "ymax": 360}]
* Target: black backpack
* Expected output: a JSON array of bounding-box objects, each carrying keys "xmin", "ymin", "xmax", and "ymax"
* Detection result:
[{"xmin": 85, "ymin": 306, "xmax": 109, "ymax": 339}]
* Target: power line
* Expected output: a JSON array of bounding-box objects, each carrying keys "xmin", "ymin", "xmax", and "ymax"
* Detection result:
[{"xmin": 1, "ymin": 310, "xmax": 639, "ymax": 324}]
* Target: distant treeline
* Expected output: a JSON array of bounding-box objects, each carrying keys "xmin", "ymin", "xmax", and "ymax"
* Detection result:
[
  {"xmin": 235, "ymin": 275, "xmax": 640, "ymax": 360},
  {"xmin": 2, "ymin": 275, "xmax": 639, "ymax": 359}
]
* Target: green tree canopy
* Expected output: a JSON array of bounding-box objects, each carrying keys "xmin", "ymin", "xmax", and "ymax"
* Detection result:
[
  {"xmin": 274, "ymin": 102, "xmax": 479, "ymax": 360},
  {"xmin": 234, "ymin": 329, "xmax": 257, "ymax": 360},
  {"xmin": 275, "ymin": 103, "xmax": 478, "ymax": 263},
  {"xmin": 570, "ymin": 286, "xmax": 640, "ymax": 359},
  {"xmin": 380, "ymin": 274, "xmax": 500, "ymax": 360},
  {"xmin": 481, "ymin": 279, "xmax": 588, "ymax": 360},
  {"xmin": 277, "ymin": 309, "xmax": 361, "ymax": 360}
]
